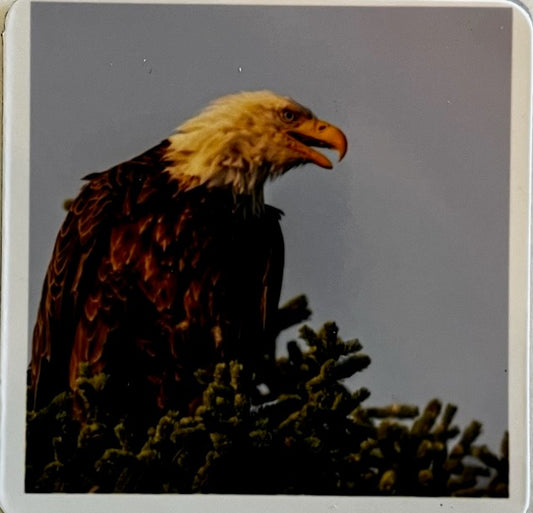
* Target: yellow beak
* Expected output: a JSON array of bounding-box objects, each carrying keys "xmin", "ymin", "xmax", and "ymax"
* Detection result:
[{"xmin": 285, "ymin": 117, "xmax": 348, "ymax": 169}]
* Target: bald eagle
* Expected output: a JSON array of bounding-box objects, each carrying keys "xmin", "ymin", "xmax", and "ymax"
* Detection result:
[{"xmin": 29, "ymin": 91, "xmax": 347, "ymax": 416}]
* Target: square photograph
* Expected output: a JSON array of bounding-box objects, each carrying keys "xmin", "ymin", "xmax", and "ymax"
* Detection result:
[{"xmin": 1, "ymin": 0, "xmax": 530, "ymax": 509}]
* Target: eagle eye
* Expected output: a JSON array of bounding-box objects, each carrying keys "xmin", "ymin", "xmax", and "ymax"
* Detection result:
[{"xmin": 281, "ymin": 108, "xmax": 299, "ymax": 123}]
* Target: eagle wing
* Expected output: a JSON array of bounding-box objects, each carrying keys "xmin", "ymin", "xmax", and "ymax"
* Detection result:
[
  {"xmin": 29, "ymin": 142, "xmax": 172, "ymax": 408},
  {"xmin": 29, "ymin": 142, "xmax": 284, "ymax": 412}
]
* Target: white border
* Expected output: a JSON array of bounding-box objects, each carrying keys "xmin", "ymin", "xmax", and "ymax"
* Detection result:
[
  {"xmin": 509, "ymin": 3, "xmax": 532, "ymax": 508},
  {"xmin": 1, "ymin": 1, "xmax": 531, "ymax": 512}
]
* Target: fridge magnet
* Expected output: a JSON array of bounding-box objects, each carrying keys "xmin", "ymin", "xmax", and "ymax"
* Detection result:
[{"xmin": 1, "ymin": 1, "xmax": 531, "ymax": 512}]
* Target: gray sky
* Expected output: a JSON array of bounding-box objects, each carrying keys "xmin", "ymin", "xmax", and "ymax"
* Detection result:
[{"xmin": 30, "ymin": 3, "xmax": 511, "ymax": 450}]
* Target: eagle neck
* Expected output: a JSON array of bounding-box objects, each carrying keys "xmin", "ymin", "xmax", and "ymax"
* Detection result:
[{"xmin": 164, "ymin": 133, "xmax": 273, "ymax": 216}]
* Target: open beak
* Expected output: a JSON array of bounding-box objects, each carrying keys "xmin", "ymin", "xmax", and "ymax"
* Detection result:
[{"xmin": 286, "ymin": 117, "xmax": 348, "ymax": 169}]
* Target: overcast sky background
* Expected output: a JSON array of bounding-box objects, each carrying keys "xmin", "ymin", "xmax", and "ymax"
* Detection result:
[{"xmin": 30, "ymin": 3, "xmax": 511, "ymax": 451}]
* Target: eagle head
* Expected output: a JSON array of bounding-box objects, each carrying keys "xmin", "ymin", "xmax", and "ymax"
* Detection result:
[{"xmin": 166, "ymin": 91, "xmax": 347, "ymax": 202}]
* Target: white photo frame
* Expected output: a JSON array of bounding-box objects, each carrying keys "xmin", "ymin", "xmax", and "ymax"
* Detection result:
[{"xmin": 1, "ymin": 0, "xmax": 531, "ymax": 511}]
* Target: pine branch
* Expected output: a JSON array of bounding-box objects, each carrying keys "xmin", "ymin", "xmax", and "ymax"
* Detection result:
[{"xmin": 25, "ymin": 297, "xmax": 509, "ymax": 496}]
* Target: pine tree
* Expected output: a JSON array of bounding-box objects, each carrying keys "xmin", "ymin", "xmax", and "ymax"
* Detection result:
[{"xmin": 25, "ymin": 296, "xmax": 508, "ymax": 496}]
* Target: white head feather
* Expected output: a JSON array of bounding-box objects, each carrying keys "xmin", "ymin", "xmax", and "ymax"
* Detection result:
[
  {"xmin": 166, "ymin": 91, "xmax": 311, "ymax": 191},
  {"xmin": 164, "ymin": 90, "xmax": 347, "ymax": 211}
]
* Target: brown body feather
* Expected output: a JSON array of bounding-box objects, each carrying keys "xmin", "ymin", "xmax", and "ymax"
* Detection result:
[{"xmin": 29, "ymin": 141, "xmax": 284, "ymax": 414}]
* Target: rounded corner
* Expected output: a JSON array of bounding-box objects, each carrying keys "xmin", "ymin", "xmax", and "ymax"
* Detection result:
[
  {"xmin": 509, "ymin": 0, "xmax": 533, "ymax": 36},
  {"xmin": 3, "ymin": 0, "xmax": 29, "ymax": 36}
]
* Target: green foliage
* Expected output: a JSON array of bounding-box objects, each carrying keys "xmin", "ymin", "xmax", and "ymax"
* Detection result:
[{"xmin": 26, "ymin": 297, "xmax": 508, "ymax": 496}]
